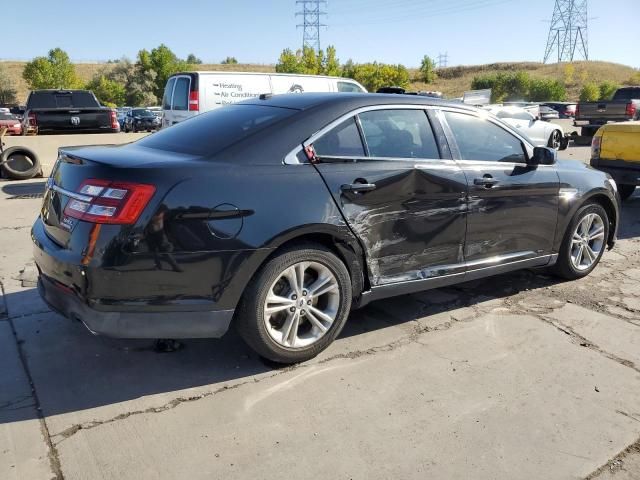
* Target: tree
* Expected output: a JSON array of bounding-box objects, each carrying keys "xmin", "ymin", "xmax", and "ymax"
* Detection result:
[
  {"xmin": 563, "ymin": 63, "xmax": 575, "ymax": 85},
  {"xmin": 323, "ymin": 46, "xmax": 340, "ymax": 76},
  {"xmin": 103, "ymin": 59, "xmax": 156, "ymax": 106},
  {"xmin": 0, "ymin": 65, "xmax": 18, "ymax": 105},
  {"xmin": 342, "ymin": 62, "xmax": 409, "ymax": 92},
  {"xmin": 136, "ymin": 44, "xmax": 188, "ymax": 103},
  {"xmin": 300, "ymin": 46, "xmax": 320, "ymax": 74},
  {"xmin": 579, "ymin": 82, "xmax": 600, "ymax": 102},
  {"xmin": 599, "ymin": 81, "xmax": 619, "ymax": 100},
  {"xmin": 22, "ymin": 48, "xmax": 80, "ymax": 90},
  {"xmin": 186, "ymin": 54, "xmax": 203, "ymax": 65},
  {"xmin": 419, "ymin": 55, "xmax": 437, "ymax": 84},
  {"xmin": 221, "ymin": 56, "xmax": 238, "ymax": 65},
  {"xmin": 86, "ymin": 74, "xmax": 126, "ymax": 106},
  {"xmin": 275, "ymin": 48, "xmax": 304, "ymax": 74}
]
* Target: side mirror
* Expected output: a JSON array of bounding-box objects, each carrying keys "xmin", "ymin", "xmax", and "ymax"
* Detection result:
[{"xmin": 528, "ymin": 146, "xmax": 557, "ymax": 166}]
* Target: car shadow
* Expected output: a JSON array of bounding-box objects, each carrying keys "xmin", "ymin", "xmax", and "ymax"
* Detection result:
[
  {"xmin": 0, "ymin": 198, "xmax": 637, "ymax": 426},
  {"xmin": 1, "ymin": 180, "xmax": 46, "ymax": 199},
  {"xmin": 617, "ymin": 194, "xmax": 640, "ymax": 240}
]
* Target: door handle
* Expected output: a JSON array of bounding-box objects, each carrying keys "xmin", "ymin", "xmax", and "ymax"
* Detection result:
[
  {"xmin": 341, "ymin": 183, "xmax": 377, "ymax": 193},
  {"xmin": 473, "ymin": 176, "xmax": 499, "ymax": 188}
]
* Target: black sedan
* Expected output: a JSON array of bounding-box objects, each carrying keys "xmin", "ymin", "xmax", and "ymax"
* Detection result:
[
  {"xmin": 123, "ymin": 108, "xmax": 160, "ymax": 132},
  {"xmin": 32, "ymin": 93, "xmax": 620, "ymax": 363}
]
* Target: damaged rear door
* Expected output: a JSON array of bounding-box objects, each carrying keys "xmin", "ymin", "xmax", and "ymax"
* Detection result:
[{"xmin": 309, "ymin": 107, "xmax": 468, "ymax": 286}]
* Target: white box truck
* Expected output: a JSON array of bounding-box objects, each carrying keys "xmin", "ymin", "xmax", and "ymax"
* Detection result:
[{"xmin": 161, "ymin": 71, "xmax": 367, "ymax": 127}]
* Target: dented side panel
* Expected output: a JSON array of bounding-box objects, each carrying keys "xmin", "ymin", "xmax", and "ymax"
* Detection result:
[{"xmin": 314, "ymin": 160, "xmax": 468, "ymax": 286}]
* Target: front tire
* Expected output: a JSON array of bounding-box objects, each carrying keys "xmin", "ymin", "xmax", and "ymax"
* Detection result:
[
  {"xmin": 551, "ymin": 203, "xmax": 608, "ymax": 280},
  {"xmin": 236, "ymin": 244, "xmax": 352, "ymax": 364},
  {"xmin": 619, "ymin": 184, "xmax": 636, "ymax": 201}
]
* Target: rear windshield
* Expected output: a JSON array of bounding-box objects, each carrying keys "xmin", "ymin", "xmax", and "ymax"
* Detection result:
[
  {"xmin": 613, "ymin": 88, "xmax": 640, "ymax": 101},
  {"xmin": 137, "ymin": 104, "xmax": 297, "ymax": 156},
  {"xmin": 27, "ymin": 91, "xmax": 100, "ymax": 109},
  {"xmin": 0, "ymin": 113, "xmax": 19, "ymax": 120}
]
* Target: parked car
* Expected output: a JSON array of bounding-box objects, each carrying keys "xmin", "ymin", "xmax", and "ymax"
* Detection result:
[
  {"xmin": 591, "ymin": 121, "xmax": 640, "ymax": 201},
  {"xmin": 161, "ymin": 71, "xmax": 366, "ymax": 127},
  {"xmin": 575, "ymin": 86, "xmax": 640, "ymax": 136},
  {"xmin": 0, "ymin": 112, "xmax": 23, "ymax": 135},
  {"xmin": 33, "ymin": 93, "xmax": 619, "ymax": 363},
  {"xmin": 538, "ymin": 105, "xmax": 560, "ymax": 121},
  {"xmin": 116, "ymin": 107, "xmax": 132, "ymax": 130},
  {"xmin": 21, "ymin": 90, "xmax": 120, "ymax": 135},
  {"xmin": 123, "ymin": 108, "xmax": 161, "ymax": 132},
  {"xmin": 486, "ymin": 106, "xmax": 564, "ymax": 149},
  {"xmin": 542, "ymin": 102, "xmax": 577, "ymax": 118}
]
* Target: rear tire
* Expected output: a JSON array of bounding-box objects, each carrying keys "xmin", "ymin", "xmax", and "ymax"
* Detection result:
[
  {"xmin": 551, "ymin": 203, "xmax": 608, "ymax": 280},
  {"xmin": 619, "ymin": 184, "xmax": 636, "ymax": 201},
  {"xmin": 0, "ymin": 146, "xmax": 41, "ymax": 180},
  {"xmin": 547, "ymin": 130, "xmax": 562, "ymax": 149},
  {"xmin": 236, "ymin": 244, "xmax": 352, "ymax": 364}
]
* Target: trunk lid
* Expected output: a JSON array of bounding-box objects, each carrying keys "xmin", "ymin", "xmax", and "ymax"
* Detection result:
[
  {"xmin": 576, "ymin": 101, "xmax": 632, "ymax": 122},
  {"xmin": 41, "ymin": 144, "xmax": 201, "ymax": 247},
  {"xmin": 33, "ymin": 108, "xmax": 112, "ymax": 132}
]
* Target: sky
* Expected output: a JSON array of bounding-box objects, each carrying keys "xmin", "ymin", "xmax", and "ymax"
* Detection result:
[{"xmin": 3, "ymin": 0, "xmax": 639, "ymax": 67}]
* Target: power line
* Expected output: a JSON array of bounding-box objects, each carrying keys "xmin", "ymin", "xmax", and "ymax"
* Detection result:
[
  {"xmin": 543, "ymin": 0, "xmax": 589, "ymax": 63},
  {"xmin": 296, "ymin": 0, "xmax": 327, "ymax": 52}
]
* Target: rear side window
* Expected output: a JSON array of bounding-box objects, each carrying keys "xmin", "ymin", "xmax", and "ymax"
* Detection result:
[
  {"xmin": 172, "ymin": 77, "xmax": 190, "ymax": 111},
  {"xmin": 337, "ymin": 81, "xmax": 365, "ymax": 93},
  {"xmin": 163, "ymin": 77, "xmax": 176, "ymax": 110},
  {"xmin": 613, "ymin": 88, "xmax": 640, "ymax": 101},
  {"xmin": 137, "ymin": 105, "xmax": 296, "ymax": 156},
  {"xmin": 443, "ymin": 111, "xmax": 526, "ymax": 163},
  {"xmin": 358, "ymin": 109, "xmax": 439, "ymax": 159},
  {"xmin": 313, "ymin": 118, "xmax": 365, "ymax": 157}
]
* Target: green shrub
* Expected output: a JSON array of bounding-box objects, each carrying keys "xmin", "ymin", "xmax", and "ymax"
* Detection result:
[
  {"xmin": 598, "ymin": 81, "xmax": 619, "ymax": 100},
  {"xmin": 579, "ymin": 82, "xmax": 600, "ymax": 101}
]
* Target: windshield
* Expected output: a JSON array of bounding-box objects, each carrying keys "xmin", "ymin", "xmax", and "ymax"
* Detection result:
[
  {"xmin": 0, "ymin": 113, "xmax": 19, "ymax": 121},
  {"xmin": 132, "ymin": 109, "xmax": 155, "ymax": 117},
  {"xmin": 613, "ymin": 88, "xmax": 640, "ymax": 101},
  {"xmin": 137, "ymin": 104, "xmax": 297, "ymax": 156}
]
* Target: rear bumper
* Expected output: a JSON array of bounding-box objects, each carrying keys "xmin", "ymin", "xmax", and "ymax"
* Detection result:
[{"xmin": 38, "ymin": 274, "xmax": 234, "ymax": 338}]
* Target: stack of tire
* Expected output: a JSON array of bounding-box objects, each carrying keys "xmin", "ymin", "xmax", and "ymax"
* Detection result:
[{"xmin": 0, "ymin": 146, "xmax": 41, "ymax": 180}]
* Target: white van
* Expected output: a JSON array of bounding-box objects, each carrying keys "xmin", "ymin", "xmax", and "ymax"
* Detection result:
[{"xmin": 161, "ymin": 71, "xmax": 367, "ymax": 127}]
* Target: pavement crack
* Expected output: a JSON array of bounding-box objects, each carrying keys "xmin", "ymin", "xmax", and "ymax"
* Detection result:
[
  {"xmin": 1, "ymin": 281, "xmax": 64, "ymax": 480},
  {"xmin": 533, "ymin": 313, "xmax": 640, "ymax": 374},
  {"xmin": 584, "ymin": 435, "xmax": 640, "ymax": 479}
]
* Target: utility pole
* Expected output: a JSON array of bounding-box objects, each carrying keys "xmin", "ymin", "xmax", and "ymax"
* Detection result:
[
  {"xmin": 543, "ymin": 0, "xmax": 589, "ymax": 63},
  {"xmin": 437, "ymin": 52, "xmax": 449, "ymax": 68},
  {"xmin": 296, "ymin": 0, "xmax": 327, "ymax": 52}
]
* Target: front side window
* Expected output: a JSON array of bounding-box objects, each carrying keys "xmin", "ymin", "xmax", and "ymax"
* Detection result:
[
  {"xmin": 172, "ymin": 77, "xmax": 190, "ymax": 111},
  {"xmin": 358, "ymin": 109, "xmax": 439, "ymax": 159},
  {"xmin": 163, "ymin": 77, "xmax": 176, "ymax": 110},
  {"xmin": 313, "ymin": 118, "xmax": 365, "ymax": 157},
  {"xmin": 443, "ymin": 111, "xmax": 527, "ymax": 163}
]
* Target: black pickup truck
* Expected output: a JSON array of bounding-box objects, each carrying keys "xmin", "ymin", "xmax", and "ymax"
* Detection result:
[
  {"xmin": 22, "ymin": 90, "xmax": 119, "ymax": 135},
  {"xmin": 575, "ymin": 86, "xmax": 640, "ymax": 137}
]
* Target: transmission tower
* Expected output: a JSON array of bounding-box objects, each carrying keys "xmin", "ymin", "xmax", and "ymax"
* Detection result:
[
  {"xmin": 437, "ymin": 52, "xmax": 449, "ymax": 68},
  {"xmin": 543, "ymin": 0, "xmax": 589, "ymax": 63},
  {"xmin": 296, "ymin": 0, "xmax": 327, "ymax": 52}
]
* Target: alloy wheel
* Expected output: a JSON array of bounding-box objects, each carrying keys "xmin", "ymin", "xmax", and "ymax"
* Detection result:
[
  {"xmin": 550, "ymin": 130, "xmax": 562, "ymax": 149},
  {"xmin": 263, "ymin": 261, "xmax": 340, "ymax": 349},
  {"xmin": 570, "ymin": 213, "xmax": 605, "ymax": 271}
]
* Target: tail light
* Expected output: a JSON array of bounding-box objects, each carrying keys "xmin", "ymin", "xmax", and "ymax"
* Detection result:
[
  {"xmin": 591, "ymin": 135, "xmax": 601, "ymax": 161},
  {"xmin": 575, "ymin": 104, "xmax": 580, "ymax": 118},
  {"xmin": 63, "ymin": 179, "xmax": 155, "ymax": 224},
  {"xmin": 626, "ymin": 102, "xmax": 637, "ymax": 117},
  {"xmin": 110, "ymin": 110, "xmax": 119, "ymax": 129},
  {"xmin": 189, "ymin": 90, "xmax": 199, "ymax": 111},
  {"xmin": 28, "ymin": 112, "xmax": 37, "ymax": 126}
]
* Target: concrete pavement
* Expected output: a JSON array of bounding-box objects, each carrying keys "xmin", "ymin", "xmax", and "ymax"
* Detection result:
[{"xmin": 0, "ymin": 156, "xmax": 639, "ymax": 479}]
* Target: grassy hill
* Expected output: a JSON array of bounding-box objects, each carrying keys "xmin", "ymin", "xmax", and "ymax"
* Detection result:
[{"xmin": 3, "ymin": 60, "xmax": 637, "ymax": 104}]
